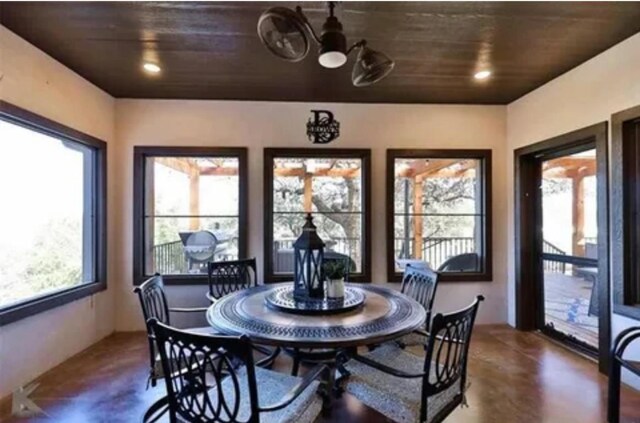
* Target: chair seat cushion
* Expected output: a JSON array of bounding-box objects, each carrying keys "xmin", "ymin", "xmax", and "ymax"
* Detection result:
[
  {"xmin": 176, "ymin": 366, "xmax": 322, "ymax": 423},
  {"xmin": 344, "ymin": 344, "xmax": 461, "ymax": 423},
  {"xmin": 395, "ymin": 330, "xmax": 428, "ymax": 348}
]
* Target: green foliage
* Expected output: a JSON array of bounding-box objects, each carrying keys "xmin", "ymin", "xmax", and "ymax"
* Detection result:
[
  {"xmin": 20, "ymin": 217, "xmax": 83, "ymax": 292},
  {"xmin": 324, "ymin": 259, "xmax": 346, "ymax": 280}
]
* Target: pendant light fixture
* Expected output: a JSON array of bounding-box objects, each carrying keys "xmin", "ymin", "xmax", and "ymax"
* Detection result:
[{"xmin": 257, "ymin": 2, "xmax": 394, "ymax": 86}]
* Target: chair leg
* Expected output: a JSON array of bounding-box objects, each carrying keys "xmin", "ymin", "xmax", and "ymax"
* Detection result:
[
  {"xmin": 608, "ymin": 358, "xmax": 621, "ymax": 423},
  {"xmin": 291, "ymin": 348, "xmax": 301, "ymax": 376}
]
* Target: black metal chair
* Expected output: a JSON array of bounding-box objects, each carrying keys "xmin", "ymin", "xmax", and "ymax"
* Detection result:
[
  {"xmin": 608, "ymin": 326, "xmax": 640, "ymax": 423},
  {"xmin": 207, "ymin": 258, "xmax": 257, "ymax": 302},
  {"xmin": 143, "ymin": 319, "xmax": 327, "ymax": 423},
  {"xmin": 395, "ymin": 264, "xmax": 440, "ymax": 348},
  {"xmin": 207, "ymin": 258, "xmax": 280, "ymax": 368},
  {"xmin": 134, "ymin": 274, "xmax": 212, "ymax": 388},
  {"xmin": 341, "ymin": 296, "xmax": 484, "ymax": 423}
]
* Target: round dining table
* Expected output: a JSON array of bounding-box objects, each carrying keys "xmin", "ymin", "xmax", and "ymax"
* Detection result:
[{"xmin": 206, "ymin": 282, "xmax": 426, "ymax": 408}]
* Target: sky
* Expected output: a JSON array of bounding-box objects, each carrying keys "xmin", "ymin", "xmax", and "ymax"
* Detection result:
[{"xmin": 0, "ymin": 119, "xmax": 84, "ymax": 251}]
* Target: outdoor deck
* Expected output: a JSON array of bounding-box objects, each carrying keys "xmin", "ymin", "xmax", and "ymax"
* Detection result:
[{"xmin": 544, "ymin": 270, "xmax": 598, "ymax": 348}]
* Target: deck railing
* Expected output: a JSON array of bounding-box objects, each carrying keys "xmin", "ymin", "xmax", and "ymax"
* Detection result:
[
  {"xmin": 153, "ymin": 236, "xmax": 572, "ymax": 275},
  {"xmin": 153, "ymin": 240, "xmax": 188, "ymax": 274},
  {"xmin": 394, "ymin": 237, "xmax": 476, "ymax": 270}
]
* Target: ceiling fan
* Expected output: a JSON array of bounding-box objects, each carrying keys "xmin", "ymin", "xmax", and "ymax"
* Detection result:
[{"xmin": 257, "ymin": 2, "xmax": 395, "ymax": 87}]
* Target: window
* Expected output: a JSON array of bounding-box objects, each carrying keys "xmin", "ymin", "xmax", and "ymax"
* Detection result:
[
  {"xmin": 612, "ymin": 105, "xmax": 640, "ymax": 319},
  {"xmin": 0, "ymin": 101, "xmax": 106, "ymax": 325},
  {"xmin": 133, "ymin": 147, "xmax": 247, "ymax": 285},
  {"xmin": 386, "ymin": 149, "xmax": 492, "ymax": 282},
  {"xmin": 264, "ymin": 149, "xmax": 371, "ymax": 283}
]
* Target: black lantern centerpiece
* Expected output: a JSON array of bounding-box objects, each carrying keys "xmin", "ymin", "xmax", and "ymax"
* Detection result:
[{"xmin": 293, "ymin": 213, "xmax": 325, "ymax": 299}]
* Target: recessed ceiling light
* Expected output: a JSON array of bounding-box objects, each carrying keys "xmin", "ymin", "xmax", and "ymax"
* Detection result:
[
  {"xmin": 474, "ymin": 70, "xmax": 491, "ymax": 80},
  {"xmin": 143, "ymin": 63, "xmax": 161, "ymax": 74}
]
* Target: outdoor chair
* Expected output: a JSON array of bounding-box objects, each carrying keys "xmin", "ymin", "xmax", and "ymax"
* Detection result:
[
  {"xmin": 437, "ymin": 253, "xmax": 479, "ymax": 273},
  {"xmin": 340, "ymin": 296, "xmax": 484, "ymax": 423},
  {"xmin": 143, "ymin": 320, "xmax": 327, "ymax": 423}
]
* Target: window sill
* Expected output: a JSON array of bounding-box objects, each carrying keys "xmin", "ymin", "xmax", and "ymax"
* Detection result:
[
  {"xmin": 388, "ymin": 271, "xmax": 493, "ymax": 283},
  {"xmin": 0, "ymin": 281, "xmax": 107, "ymax": 326},
  {"xmin": 134, "ymin": 274, "xmax": 210, "ymax": 286},
  {"xmin": 614, "ymin": 303, "xmax": 640, "ymax": 321}
]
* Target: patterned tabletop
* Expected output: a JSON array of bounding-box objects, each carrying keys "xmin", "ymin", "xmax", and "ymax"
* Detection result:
[{"xmin": 207, "ymin": 283, "xmax": 426, "ymax": 348}]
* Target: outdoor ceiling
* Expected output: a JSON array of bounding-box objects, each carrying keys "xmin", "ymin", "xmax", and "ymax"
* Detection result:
[{"xmin": 2, "ymin": 2, "xmax": 640, "ymax": 104}]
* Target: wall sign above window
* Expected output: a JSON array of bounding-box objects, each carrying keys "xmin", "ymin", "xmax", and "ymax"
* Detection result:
[{"xmin": 306, "ymin": 110, "xmax": 340, "ymax": 144}]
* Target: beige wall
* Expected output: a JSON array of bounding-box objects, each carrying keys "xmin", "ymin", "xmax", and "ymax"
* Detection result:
[
  {"xmin": 0, "ymin": 26, "xmax": 116, "ymax": 398},
  {"xmin": 114, "ymin": 100, "xmax": 508, "ymax": 331},
  {"xmin": 507, "ymin": 32, "xmax": 640, "ymax": 388}
]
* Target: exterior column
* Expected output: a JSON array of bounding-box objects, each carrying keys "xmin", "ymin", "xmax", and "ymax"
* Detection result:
[
  {"xmin": 304, "ymin": 172, "xmax": 313, "ymax": 213},
  {"xmin": 572, "ymin": 175, "xmax": 585, "ymax": 257},
  {"xmin": 189, "ymin": 167, "xmax": 200, "ymax": 230},
  {"xmin": 413, "ymin": 176, "xmax": 423, "ymax": 259}
]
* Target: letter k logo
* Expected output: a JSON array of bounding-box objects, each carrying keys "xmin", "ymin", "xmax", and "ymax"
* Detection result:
[{"xmin": 12, "ymin": 383, "xmax": 46, "ymax": 418}]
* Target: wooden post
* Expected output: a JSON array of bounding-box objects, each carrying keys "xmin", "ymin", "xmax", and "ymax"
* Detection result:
[
  {"xmin": 303, "ymin": 172, "xmax": 313, "ymax": 213},
  {"xmin": 189, "ymin": 166, "xmax": 200, "ymax": 230},
  {"xmin": 572, "ymin": 174, "xmax": 585, "ymax": 257},
  {"xmin": 413, "ymin": 176, "xmax": 423, "ymax": 259}
]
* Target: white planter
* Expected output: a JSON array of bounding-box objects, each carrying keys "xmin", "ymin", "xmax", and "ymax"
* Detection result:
[{"xmin": 326, "ymin": 278, "xmax": 345, "ymax": 299}]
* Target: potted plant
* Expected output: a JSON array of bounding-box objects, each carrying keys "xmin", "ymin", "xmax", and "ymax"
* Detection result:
[{"xmin": 324, "ymin": 260, "xmax": 346, "ymax": 299}]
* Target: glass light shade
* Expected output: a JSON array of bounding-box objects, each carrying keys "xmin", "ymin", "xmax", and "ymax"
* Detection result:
[
  {"xmin": 319, "ymin": 51, "xmax": 347, "ymax": 69},
  {"xmin": 352, "ymin": 46, "xmax": 395, "ymax": 87}
]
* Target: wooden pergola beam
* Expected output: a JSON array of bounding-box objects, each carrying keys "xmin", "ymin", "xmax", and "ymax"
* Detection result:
[{"xmin": 273, "ymin": 167, "xmax": 360, "ymax": 178}]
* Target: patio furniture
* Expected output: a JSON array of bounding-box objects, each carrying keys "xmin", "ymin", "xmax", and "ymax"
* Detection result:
[
  {"xmin": 207, "ymin": 258, "xmax": 281, "ymax": 368},
  {"xmin": 133, "ymin": 274, "xmax": 212, "ymax": 388},
  {"xmin": 143, "ymin": 319, "xmax": 327, "ymax": 423},
  {"xmin": 179, "ymin": 229, "xmax": 232, "ymax": 273},
  {"xmin": 206, "ymin": 283, "xmax": 426, "ymax": 412},
  {"xmin": 340, "ymin": 296, "xmax": 484, "ymax": 423},
  {"xmin": 394, "ymin": 264, "xmax": 439, "ymax": 348},
  {"xmin": 608, "ymin": 326, "xmax": 640, "ymax": 423},
  {"xmin": 437, "ymin": 252, "xmax": 479, "ymax": 272}
]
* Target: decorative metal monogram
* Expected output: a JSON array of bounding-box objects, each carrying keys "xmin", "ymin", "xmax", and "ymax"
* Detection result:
[{"xmin": 306, "ymin": 110, "xmax": 340, "ymax": 144}]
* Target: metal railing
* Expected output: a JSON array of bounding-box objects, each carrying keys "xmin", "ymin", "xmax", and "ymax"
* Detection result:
[
  {"xmin": 153, "ymin": 240, "xmax": 188, "ymax": 274},
  {"xmin": 154, "ymin": 236, "xmax": 572, "ymax": 275},
  {"xmin": 394, "ymin": 237, "xmax": 476, "ymax": 270},
  {"xmin": 542, "ymin": 240, "xmax": 566, "ymax": 273},
  {"xmin": 152, "ymin": 239, "xmax": 237, "ymax": 274}
]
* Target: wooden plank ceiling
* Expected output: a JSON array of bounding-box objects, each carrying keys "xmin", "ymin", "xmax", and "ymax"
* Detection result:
[{"xmin": 2, "ymin": 1, "xmax": 640, "ymax": 104}]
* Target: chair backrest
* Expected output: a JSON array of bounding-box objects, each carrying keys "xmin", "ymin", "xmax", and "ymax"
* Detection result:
[
  {"xmin": 423, "ymin": 296, "xmax": 484, "ymax": 400},
  {"xmin": 134, "ymin": 274, "xmax": 171, "ymax": 327},
  {"xmin": 150, "ymin": 319, "xmax": 260, "ymax": 423},
  {"xmin": 400, "ymin": 265, "xmax": 439, "ymax": 328},
  {"xmin": 207, "ymin": 258, "xmax": 257, "ymax": 300}
]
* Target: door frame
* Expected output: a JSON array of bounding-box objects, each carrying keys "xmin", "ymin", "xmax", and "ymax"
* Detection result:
[{"xmin": 514, "ymin": 122, "xmax": 610, "ymax": 373}]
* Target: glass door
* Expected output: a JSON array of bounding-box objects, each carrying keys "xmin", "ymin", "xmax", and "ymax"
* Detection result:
[{"xmin": 540, "ymin": 147, "xmax": 598, "ymax": 354}]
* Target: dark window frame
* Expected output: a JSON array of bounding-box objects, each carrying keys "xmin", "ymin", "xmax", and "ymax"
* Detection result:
[
  {"xmin": 263, "ymin": 148, "xmax": 372, "ymax": 283},
  {"xmin": 612, "ymin": 105, "xmax": 640, "ymax": 320},
  {"xmin": 133, "ymin": 146, "xmax": 248, "ymax": 286},
  {"xmin": 0, "ymin": 101, "xmax": 107, "ymax": 326},
  {"xmin": 514, "ymin": 122, "xmax": 610, "ymax": 374},
  {"xmin": 386, "ymin": 149, "xmax": 493, "ymax": 283}
]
